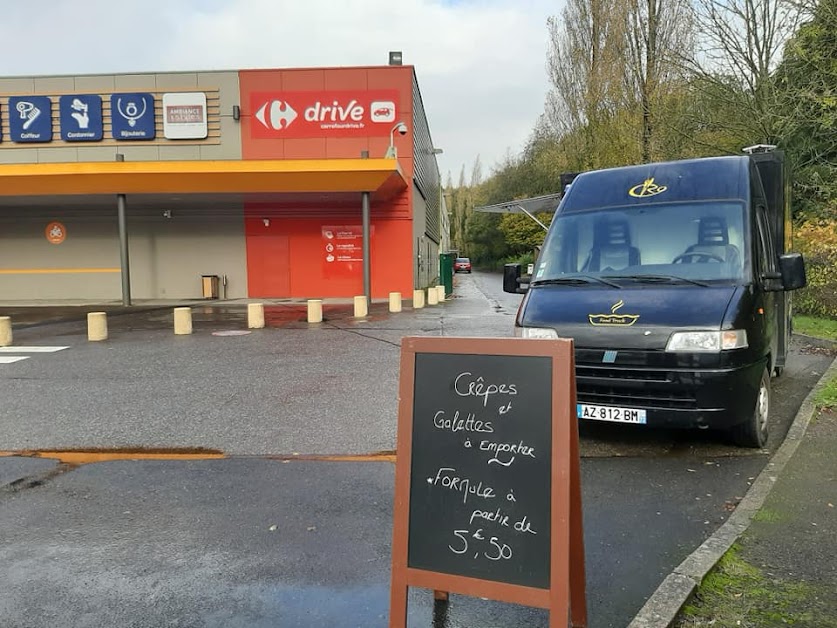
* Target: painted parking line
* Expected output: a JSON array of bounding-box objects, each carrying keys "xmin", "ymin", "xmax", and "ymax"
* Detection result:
[
  {"xmin": 0, "ymin": 346, "xmax": 69, "ymax": 353},
  {"xmin": 0, "ymin": 356, "xmax": 29, "ymax": 364}
]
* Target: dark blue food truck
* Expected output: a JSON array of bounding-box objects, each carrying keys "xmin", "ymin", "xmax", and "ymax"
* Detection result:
[{"xmin": 503, "ymin": 147, "xmax": 806, "ymax": 447}]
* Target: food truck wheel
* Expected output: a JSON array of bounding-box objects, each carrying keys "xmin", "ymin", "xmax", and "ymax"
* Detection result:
[{"xmin": 731, "ymin": 367, "xmax": 770, "ymax": 448}]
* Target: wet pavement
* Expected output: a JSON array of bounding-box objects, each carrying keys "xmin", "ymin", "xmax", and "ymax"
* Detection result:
[{"xmin": 1, "ymin": 272, "xmax": 833, "ymax": 627}]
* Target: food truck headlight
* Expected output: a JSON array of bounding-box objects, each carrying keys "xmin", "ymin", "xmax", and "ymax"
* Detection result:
[
  {"xmin": 666, "ymin": 330, "xmax": 748, "ymax": 352},
  {"xmin": 515, "ymin": 326, "xmax": 559, "ymax": 339}
]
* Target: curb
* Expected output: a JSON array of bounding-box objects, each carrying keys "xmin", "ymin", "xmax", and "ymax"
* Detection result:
[{"xmin": 628, "ymin": 351, "xmax": 837, "ymax": 628}]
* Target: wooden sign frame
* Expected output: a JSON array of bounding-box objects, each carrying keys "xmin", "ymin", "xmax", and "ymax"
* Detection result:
[{"xmin": 389, "ymin": 336, "xmax": 587, "ymax": 627}]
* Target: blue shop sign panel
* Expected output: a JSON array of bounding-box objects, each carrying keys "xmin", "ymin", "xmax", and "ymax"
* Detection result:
[
  {"xmin": 8, "ymin": 96, "xmax": 53, "ymax": 143},
  {"xmin": 111, "ymin": 93, "xmax": 156, "ymax": 140},
  {"xmin": 59, "ymin": 95, "xmax": 103, "ymax": 141}
]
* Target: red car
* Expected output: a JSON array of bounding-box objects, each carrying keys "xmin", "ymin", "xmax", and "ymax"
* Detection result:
[
  {"xmin": 454, "ymin": 257, "xmax": 472, "ymax": 273},
  {"xmin": 374, "ymin": 107, "xmax": 393, "ymax": 117}
]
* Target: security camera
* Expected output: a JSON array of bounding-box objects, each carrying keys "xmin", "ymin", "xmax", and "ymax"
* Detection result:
[{"xmin": 396, "ymin": 122, "xmax": 408, "ymax": 136}]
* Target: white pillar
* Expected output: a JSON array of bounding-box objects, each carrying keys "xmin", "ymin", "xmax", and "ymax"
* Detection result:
[
  {"xmin": 413, "ymin": 289, "xmax": 425, "ymax": 309},
  {"xmin": 436, "ymin": 285, "xmax": 446, "ymax": 302},
  {"xmin": 248, "ymin": 303, "xmax": 265, "ymax": 329},
  {"xmin": 427, "ymin": 287, "xmax": 439, "ymax": 305},
  {"xmin": 0, "ymin": 316, "xmax": 11, "ymax": 347},
  {"xmin": 354, "ymin": 295, "xmax": 368, "ymax": 318},
  {"xmin": 87, "ymin": 312, "xmax": 108, "ymax": 342},
  {"xmin": 389, "ymin": 292, "xmax": 402, "ymax": 313},
  {"xmin": 174, "ymin": 307, "xmax": 193, "ymax": 335},
  {"xmin": 307, "ymin": 300, "xmax": 323, "ymax": 323}
]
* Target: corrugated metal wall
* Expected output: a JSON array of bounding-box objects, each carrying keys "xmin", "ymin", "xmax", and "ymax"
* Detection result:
[{"xmin": 411, "ymin": 72, "xmax": 440, "ymax": 243}]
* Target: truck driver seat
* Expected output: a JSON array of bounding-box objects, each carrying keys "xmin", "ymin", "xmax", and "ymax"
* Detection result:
[
  {"xmin": 583, "ymin": 219, "xmax": 641, "ymax": 272},
  {"xmin": 682, "ymin": 216, "xmax": 741, "ymax": 268}
]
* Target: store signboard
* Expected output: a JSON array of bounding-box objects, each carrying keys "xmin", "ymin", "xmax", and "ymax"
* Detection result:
[
  {"xmin": 250, "ymin": 90, "xmax": 399, "ymax": 139},
  {"xmin": 59, "ymin": 95, "xmax": 103, "ymax": 141},
  {"xmin": 110, "ymin": 93, "xmax": 156, "ymax": 140},
  {"xmin": 8, "ymin": 96, "xmax": 53, "ymax": 143},
  {"xmin": 163, "ymin": 92, "xmax": 207, "ymax": 139}
]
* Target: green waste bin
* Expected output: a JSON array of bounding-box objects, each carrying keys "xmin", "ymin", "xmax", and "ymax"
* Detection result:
[{"xmin": 440, "ymin": 252, "xmax": 456, "ymax": 296}]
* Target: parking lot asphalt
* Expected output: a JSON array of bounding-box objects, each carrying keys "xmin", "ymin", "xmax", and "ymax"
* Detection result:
[{"xmin": 1, "ymin": 272, "xmax": 833, "ymax": 627}]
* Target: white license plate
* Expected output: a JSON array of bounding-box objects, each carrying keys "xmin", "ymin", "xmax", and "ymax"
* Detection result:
[{"xmin": 577, "ymin": 403, "xmax": 647, "ymax": 424}]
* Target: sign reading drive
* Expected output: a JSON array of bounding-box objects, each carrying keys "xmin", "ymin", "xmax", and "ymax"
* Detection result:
[{"xmin": 389, "ymin": 337, "xmax": 587, "ymax": 627}]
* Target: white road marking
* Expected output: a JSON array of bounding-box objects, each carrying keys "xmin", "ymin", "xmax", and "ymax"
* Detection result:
[
  {"xmin": 0, "ymin": 346, "xmax": 69, "ymax": 353},
  {"xmin": 0, "ymin": 356, "xmax": 29, "ymax": 364}
]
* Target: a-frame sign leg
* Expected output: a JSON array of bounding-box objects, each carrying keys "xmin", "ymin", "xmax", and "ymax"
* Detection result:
[
  {"xmin": 569, "ymin": 368, "xmax": 588, "ymax": 627},
  {"xmin": 389, "ymin": 577, "xmax": 408, "ymax": 628}
]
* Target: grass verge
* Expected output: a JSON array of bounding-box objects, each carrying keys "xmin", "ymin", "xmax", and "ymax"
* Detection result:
[
  {"xmin": 794, "ymin": 315, "xmax": 837, "ymax": 341},
  {"xmin": 677, "ymin": 545, "xmax": 827, "ymax": 627},
  {"xmin": 795, "ymin": 315, "xmax": 837, "ymax": 411},
  {"xmin": 814, "ymin": 376, "xmax": 837, "ymax": 411}
]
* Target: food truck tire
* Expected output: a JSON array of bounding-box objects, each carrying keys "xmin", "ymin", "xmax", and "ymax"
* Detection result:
[{"xmin": 731, "ymin": 367, "xmax": 770, "ymax": 449}]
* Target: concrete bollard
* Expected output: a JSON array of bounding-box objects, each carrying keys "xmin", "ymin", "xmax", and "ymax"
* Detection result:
[
  {"xmin": 0, "ymin": 316, "xmax": 11, "ymax": 347},
  {"xmin": 307, "ymin": 299, "xmax": 323, "ymax": 323},
  {"xmin": 427, "ymin": 287, "xmax": 439, "ymax": 306},
  {"xmin": 388, "ymin": 292, "xmax": 402, "ymax": 313},
  {"xmin": 248, "ymin": 303, "xmax": 265, "ymax": 329},
  {"xmin": 353, "ymin": 295, "xmax": 368, "ymax": 318},
  {"xmin": 436, "ymin": 285, "xmax": 446, "ymax": 302},
  {"xmin": 413, "ymin": 289, "xmax": 425, "ymax": 309},
  {"xmin": 87, "ymin": 312, "xmax": 108, "ymax": 342},
  {"xmin": 174, "ymin": 307, "xmax": 193, "ymax": 335}
]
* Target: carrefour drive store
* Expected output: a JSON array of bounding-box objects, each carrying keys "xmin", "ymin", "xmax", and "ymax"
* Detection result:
[{"xmin": 0, "ymin": 62, "xmax": 444, "ymax": 303}]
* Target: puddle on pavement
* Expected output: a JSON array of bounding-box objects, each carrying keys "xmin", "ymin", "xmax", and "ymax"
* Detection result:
[
  {"xmin": 2, "ymin": 447, "xmax": 227, "ymax": 465},
  {"xmin": 1, "ymin": 448, "xmax": 397, "ymax": 465}
]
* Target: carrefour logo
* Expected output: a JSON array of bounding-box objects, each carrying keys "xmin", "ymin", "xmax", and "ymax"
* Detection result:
[{"xmin": 255, "ymin": 100, "xmax": 298, "ymax": 131}]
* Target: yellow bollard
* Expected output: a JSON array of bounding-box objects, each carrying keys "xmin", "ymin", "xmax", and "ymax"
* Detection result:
[
  {"xmin": 427, "ymin": 287, "xmax": 439, "ymax": 306},
  {"xmin": 87, "ymin": 312, "xmax": 108, "ymax": 342},
  {"xmin": 307, "ymin": 299, "xmax": 323, "ymax": 323},
  {"xmin": 174, "ymin": 307, "xmax": 193, "ymax": 335},
  {"xmin": 413, "ymin": 289, "xmax": 425, "ymax": 309},
  {"xmin": 354, "ymin": 295, "xmax": 368, "ymax": 318},
  {"xmin": 388, "ymin": 292, "xmax": 402, "ymax": 313},
  {"xmin": 0, "ymin": 316, "xmax": 11, "ymax": 347},
  {"xmin": 248, "ymin": 303, "xmax": 265, "ymax": 329},
  {"xmin": 436, "ymin": 285, "xmax": 446, "ymax": 302}
]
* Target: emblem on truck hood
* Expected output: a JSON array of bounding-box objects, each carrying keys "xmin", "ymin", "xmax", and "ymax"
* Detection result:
[
  {"xmin": 588, "ymin": 300, "xmax": 640, "ymax": 326},
  {"xmin": 628, "ymin": 177, "xmax": 667, "ymax": 198}
]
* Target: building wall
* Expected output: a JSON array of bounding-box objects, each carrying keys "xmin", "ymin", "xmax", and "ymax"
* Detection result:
[
  {"xmin": 0, "ymin": 71, "xmax": 247, "ymax": 300},
  {"xmin": 0, "ymin": 213, "xmax": 121, "ymax": 301},
  {"xmin": 0, "ymin": 208, "xmax": 247, "ymax": 301},
  {"xmin": 0, "ymin": 66, "xmax": 443, "ymax": 301},
  {"xmin": 127, "ymin": 210, "xmax": 248, "ymax": 300},
  {"xmin": 238, "ymin": 66, "xmax": 417, "ymax": 298}
]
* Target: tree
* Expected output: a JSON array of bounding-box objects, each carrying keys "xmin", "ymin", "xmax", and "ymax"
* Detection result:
[
  {"xmin": 498, "ymin": 213, "xmax": 554, "ymax": 254},
  {"xmin": 546, "ymin": 0, "xmax": 634, "ymax": 168},
  {"xmin": 687, "ymin": 0, "xmax": 804, "ymax": 145},
  {"xmin": 774, "ymin": 0, "xmax": 837, "ymax": 218},
  {"xmin": 623, "ymin": 0, "xmax": 693, "ymax": 161},
  {"xmin": 545, "ymin": 0, "xmax": 693, "ymax": 165}
]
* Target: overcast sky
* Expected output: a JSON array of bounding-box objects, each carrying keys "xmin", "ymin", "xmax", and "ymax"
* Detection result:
[{"xmin": 0, "ymin": 0, "xmax": 558, "ymax": 182}]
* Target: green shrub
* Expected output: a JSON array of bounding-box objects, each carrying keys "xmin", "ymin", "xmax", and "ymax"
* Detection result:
[{"xmin": 793, "ymin": 220, "xmax": 837, "ymax": 319}]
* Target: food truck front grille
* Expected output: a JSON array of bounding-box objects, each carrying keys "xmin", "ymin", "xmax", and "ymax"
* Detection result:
[{"xmin": 575, "ymin": 364, "xmax": 699, "ymax": 410}]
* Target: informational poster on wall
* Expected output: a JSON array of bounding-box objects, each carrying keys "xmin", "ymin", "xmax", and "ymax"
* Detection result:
[{"xmin": 322, "ymin": 225, "xmax": 374, "ymax": 277}]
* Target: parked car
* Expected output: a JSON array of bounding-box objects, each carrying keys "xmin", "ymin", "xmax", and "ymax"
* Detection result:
[{"xmin": 454, "ymin": 257, "xmax": 472, "ymax": 273}]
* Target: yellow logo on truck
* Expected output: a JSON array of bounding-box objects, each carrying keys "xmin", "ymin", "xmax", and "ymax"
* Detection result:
[
  {"xmin": 629, "ymin": 177, "xmax": 667, "ymax": 198},
  {"xmin": 589, "ymin": 300, "xmax": 640, "ymax": 326}
]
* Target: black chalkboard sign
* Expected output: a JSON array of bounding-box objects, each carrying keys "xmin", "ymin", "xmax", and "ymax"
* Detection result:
[
  {"xmin": 389, "ymin": 337, "xmax": 587, "ymax": 628},
  {"xmin": 407, "ymin": 352, "xmax": 553, "ymax": 588}
]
